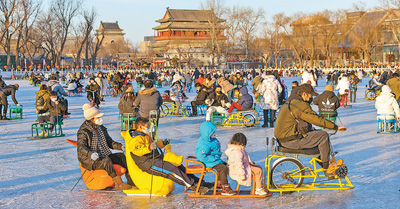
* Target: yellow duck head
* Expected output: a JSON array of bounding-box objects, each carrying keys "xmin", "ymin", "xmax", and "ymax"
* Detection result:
[{"xmin": 163, "ymin": 144, "xmax": 183, "ymax": 167}]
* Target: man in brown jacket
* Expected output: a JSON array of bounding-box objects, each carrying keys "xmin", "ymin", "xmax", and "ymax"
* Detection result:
[
  {"xmin": 274, "ymin": 84, "xmax": 346, "ymax": 175},
  {"xmin": 387, "ymin": 73, "xmax": 400, "ymax": 103}
]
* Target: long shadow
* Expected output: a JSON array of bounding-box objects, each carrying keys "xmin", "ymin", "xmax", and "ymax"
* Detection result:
[{"xmin": 0, "ymin": 146, "xmax": 74, "ymax": 160}]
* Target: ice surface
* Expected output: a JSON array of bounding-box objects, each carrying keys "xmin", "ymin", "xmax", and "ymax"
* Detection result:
[{"xmin": 0, "ymin": 77, "xmax": 399, "ymax": 208}]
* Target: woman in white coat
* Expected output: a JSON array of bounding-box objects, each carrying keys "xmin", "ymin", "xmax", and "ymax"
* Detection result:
[
  {"xmin": 375, "ymin": 85, "xmax": 400, "ymax": 121},
  {"xmin": 257, "ymin": 72, "xmax": 282, "ymax": 128},
  {"xmin": 335, "ymin": 75, "xmax": 350, "ymax": 96}
]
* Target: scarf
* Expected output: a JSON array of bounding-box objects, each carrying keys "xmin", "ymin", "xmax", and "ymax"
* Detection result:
[{"xmin": 87, "ymin": 121, "xmax": 112, "ymax": 158}]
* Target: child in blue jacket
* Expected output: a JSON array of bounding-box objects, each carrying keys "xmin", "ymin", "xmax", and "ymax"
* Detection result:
[{"xmin": 195, "ymin": 121, "xmax": 236, "ymax": 195}]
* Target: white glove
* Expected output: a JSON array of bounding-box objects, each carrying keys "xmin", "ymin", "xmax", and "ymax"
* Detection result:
[
  {"xmin": 91, "ymin": 152, "xmax": 99, "ymax": 161},
  {"xmin": 121, "ymin": 145, "xmax": 125, "ymax": 152},
  {"xmin": 150, "ymin": 142, "xmax": 157, "ymax": 150}
]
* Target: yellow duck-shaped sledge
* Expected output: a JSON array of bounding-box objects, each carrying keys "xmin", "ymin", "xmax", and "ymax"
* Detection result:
[{"xmin": 163, "ymin": 144, "xmax": 183, "ymax": 167}]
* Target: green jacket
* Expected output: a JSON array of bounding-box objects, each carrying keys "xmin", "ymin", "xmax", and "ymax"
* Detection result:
[{"xmin": 274, "ymin": 95, "xmax": 338, "ymax": 143}]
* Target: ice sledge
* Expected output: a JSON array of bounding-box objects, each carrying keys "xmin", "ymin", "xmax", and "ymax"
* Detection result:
[{"xmin": 66, "ymin": 139, "xmax": 127, "ymax": 190}]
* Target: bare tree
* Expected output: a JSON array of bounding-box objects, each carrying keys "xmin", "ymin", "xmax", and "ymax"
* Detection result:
[
  {"xmin": 201, "ymin": 0, "xmax": 226, "ymax": 67},
  {"xmin": 238, "ymin": 7, "xmax": 264, "ymax": 61},
  {"xmin": 91, "ymin": 29, "xmax": 105, "ymax": 68},
  {"xmin": 50, "ymin": 0, "xmax": 81, "ymax": 66},
  {"xmin": 224, "ymin": 5, "xmax": 240, "ymax": 60},
  {"xmin": 73, "ymin": 7, "xmax": 96, "ymax": 67}
]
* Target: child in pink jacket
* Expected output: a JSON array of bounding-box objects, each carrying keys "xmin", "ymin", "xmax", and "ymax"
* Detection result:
[{"xmin": 224, "ymin": 133, "xmax": 270, "ymax": 196}]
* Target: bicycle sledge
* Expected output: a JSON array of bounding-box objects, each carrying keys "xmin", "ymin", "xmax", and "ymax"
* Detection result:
[
  {"xmin": 211, "ymin": 110, "xmax": 259, "ymax": 127},
  {"xmin": 264, "ymin": 131, "xmax": 354, "ymax": 194}
]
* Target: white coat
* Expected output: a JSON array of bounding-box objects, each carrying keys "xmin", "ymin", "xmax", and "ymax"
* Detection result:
[
  {"xmin": 375, "ymin": 85, "xmax": 400, "ymax": 119},
  {"xmin": 257, "ymin": 75, "xmax": 282, "ymax": 110},
  {"xmin": 335, "ymin": 76, "xmax": 350, "ymax": 95}
]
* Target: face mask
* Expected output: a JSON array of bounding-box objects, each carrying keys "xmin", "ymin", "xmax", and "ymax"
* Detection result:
[
  {"xmin": 51, "ymin": 98, "xmax": 57, "ymax": 102},
  {"xmin": 216, "ymin": 91, "xmax": 221, "ymax": 95},
  {"xmin": 141, "ymin": 126, "xmax": 150, "ymax": 135},
  {"xmin": 211, "ymin": 133, "xmax": 217, "ymax": 138},
  {"xmin": 95, "ymin": 118, "xmax": 103, "ymax": 125}
]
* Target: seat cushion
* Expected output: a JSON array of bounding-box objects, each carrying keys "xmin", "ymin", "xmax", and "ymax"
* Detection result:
[{"xmin": 278, "ymin": 146, "xmax": 320, "ymax": 155}]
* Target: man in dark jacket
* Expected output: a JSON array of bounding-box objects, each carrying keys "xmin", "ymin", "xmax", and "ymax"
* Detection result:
[
  {"xmin": 85, "ymin": 77, "xmax": 101, "ymax": 108},
  {"xmin": 47, "ymin": 76, "xmax": 70, "ymax": 115},
  {"xmin": 228, "ymin": 86, "xmax": 253, "ymax": 113},
  {"xmin": 133, "ymin": 80, "xmax": 163, "ymax": 120},
  {"xmin": 205, "ymin": 86, "xmax": 229, "ymax": 121},
  {"xmin": 0, "ymin": 84, "xmax": 19, "ymax": 120},
  {"xmin": 77, "ymin": 104, "xmax": 132, "ymax": 191},
  {"xmin": 36, "ymin": 91, "xmax": 66, "ymax": 136},
  {"xmin": 313, "ymin": 85, "xmax": 340, "ymax": 118},
  {"xmin": 193, "ymin": 68, "xmax": 201, "ymax": 83},
  {"xmin": 191, "ymin": 83, "xmax": 208, "ymax": 116},
  {"xmin": 274, "ymin": 84, "xmax": 347, "ymax": 176},
  {"xmin": 0, "ymin": 75, "xmax": 6, "ymax": 88}
]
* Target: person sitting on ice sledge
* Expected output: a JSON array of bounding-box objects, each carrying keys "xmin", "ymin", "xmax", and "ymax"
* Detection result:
[
  {"xmin": 195, "ymin": 121, "xmax": 236, "ymax": 195},
  {"xmin": 375, "ymin": 85, "xmax": 400, "ymax": 126},
  {"xmin": 77, "ymin": 104, "xmax": 133, "ymax": 191},
  {"xmin": 205, "ymin": 86, "xmax": 230, "ymax": 121},
  {"xmin": 313, "ymin": 85, "xmax": 340, "ymax": 119},
  {"xmin": 85, "ymin": 77, "xmax": 101, "ymax": 108},
  {"xmin": 36, "ymin": 91, "xmax": 66, "ymax": 137},
  {"xmin": 274, "ymin": 84, "xmax": 347, "ymax": 177},
  {"xmin": 127, "ymin": 117, "xmax": 210, "ymax": 194},
  {"xmin": 227, "ymin": 86, "xmax": 253, "ymax": 114}
]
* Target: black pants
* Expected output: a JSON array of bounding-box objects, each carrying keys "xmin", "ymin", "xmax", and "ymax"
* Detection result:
[
  {"xmin": 213, "ymin": 163, "xmax": 229, "ymax": 185},
  {"xmin": 87, "ymin": 93, "xmax": 100, "ymax": 106},
  {"xmin": 146, "ymin": 159, "xmax": 196, "ymax": 187},
  {"xmin": 191, "ymin": 100, "xmax": 205, "ymax": 116},
  {"xmin": 263, "ymin": 109, "xmax": 276, "ymax": 127},
  {"xmin": 62, "ymin": 99, "xmax": 69, "ymax": 114},
  {"xmin": 92, "ymin": 153, "xmax": 128, "ymax": 178},
  {"xmin": 0, "ymin": 94, "xmax": 8, "ymax": 117}
]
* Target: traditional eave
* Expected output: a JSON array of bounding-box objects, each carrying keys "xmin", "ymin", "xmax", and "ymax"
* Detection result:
[{"xmin": 153, "ymin": 22, "xmax": 226, "ymax": 31}]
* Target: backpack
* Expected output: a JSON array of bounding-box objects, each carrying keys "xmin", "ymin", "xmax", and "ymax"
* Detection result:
[{"xmin": 36, "ymin": 95, "xmax": 45, "ymax": 107}]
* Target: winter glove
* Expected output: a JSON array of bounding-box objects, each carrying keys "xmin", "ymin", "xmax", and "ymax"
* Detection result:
[
  {"xmin": 150, "ymin": 142, "xmax": 157, "ymax": 150},
  {"xmin": 91, "ymin": 152, "xmax": 99, "ymax": 161},
  {"xmin": 163, "ymin": 138, "xmax": 170, "ymax": 146}
]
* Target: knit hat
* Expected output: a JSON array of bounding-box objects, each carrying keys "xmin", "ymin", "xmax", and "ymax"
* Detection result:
[
  {"xmin": 325, "ymin": 85, "xmax": 333, "ymax": 92},
  {"xmin": 82, "ymin": 104, "xmax": 104, "ymax": 120}
]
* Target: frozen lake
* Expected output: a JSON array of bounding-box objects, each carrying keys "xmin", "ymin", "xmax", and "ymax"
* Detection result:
[{"xmin": 0, "ymin": 76, "xmax": 399, "ymax": 208}]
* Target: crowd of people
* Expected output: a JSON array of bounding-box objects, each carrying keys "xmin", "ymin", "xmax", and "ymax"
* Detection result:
[{"xmin": 3, "ymin": 65, "xmax": 400, "ymax": 196}]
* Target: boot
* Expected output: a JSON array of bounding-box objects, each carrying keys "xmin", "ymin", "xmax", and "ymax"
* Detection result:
[
  {"xmin": 262, "ymin": 110, "xmax": 268, "ymax": 127},
  {"xmin": 189, "ymin": 182, "xmax": 209, "ymax": 195},
  {"xmin": 221, "ymin": 184, "xmax": 236, "ymax": 195},
  {"xmin": 125, "ymin": 173, "xmax": 136, "ymax": 187},
  {"xmin": 112, "ymin": 176, "xmax": 132, "ymax": 191}
]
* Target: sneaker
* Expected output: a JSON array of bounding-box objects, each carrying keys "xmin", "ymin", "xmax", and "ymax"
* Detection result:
[
  {"xmin": 38, "ymin": 132, "xmax": 44, "ymax": 137},
  {"xmin": 44, "ymin": 131, "xmax": 49, "ymax": 137},
  {"xmin": 189, "ymin": 183, "xmax": 209, "ymax": 195},
  {"xmin": 255, "ymin": 187, "xmax": 267, "ymax": 195},
  {"xmin": 201, "ymin": 181, "xmax": 215, "ymax": 189},
  {"xmin": 221, "ymin": 184, "xmax": 236, "ymax": 196}
]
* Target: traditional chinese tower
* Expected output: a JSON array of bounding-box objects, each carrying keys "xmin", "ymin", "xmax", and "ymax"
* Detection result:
[{"xmin": 152, "ymin": 8, "xmax": 226, "ymax": 52}]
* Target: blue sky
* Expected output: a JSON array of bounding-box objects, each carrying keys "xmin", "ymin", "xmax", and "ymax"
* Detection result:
[{"xmin": 81, "ymin": 0, "xmax": 381, "ymax": 44}]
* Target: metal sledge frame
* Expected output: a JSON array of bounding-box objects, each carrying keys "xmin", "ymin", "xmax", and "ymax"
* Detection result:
[
  {"xmin": 183, "ymin": 156, "xmax": 269, "ymax": 197},
  {"xmin": 120, "ymin": 113, "xmax": 136, "ymax": 131},
  {"xmin": 30, "ymin": 118, "xmax": 65, "ymax": 139},
  {"xmin": 212, "ymin": 110, "xmax": 260, "ymax": 127},
  {"xmin": 365, "ymin": 85, "xmax": 380, "ymax": 100},
  {"xmin": 160, "ymin": 102, "xmax": 190, "ymax": 117},
  {"xmin": 377, "ymin": 114, "xmax": 398, "ymax": 133},
  {"xmin": 9, "ymin": 104, "xmax": 23, "ymax": 119},
  {"xmin": 263, "ymin": 137, "xmax": 354, "ymax": 194}
]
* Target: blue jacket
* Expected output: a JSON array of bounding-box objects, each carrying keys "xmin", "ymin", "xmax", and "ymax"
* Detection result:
[
  {"xmin": 238, "ymin": 87, "xmax": 253, "ymax": 110},
  {"xmin": 195, "ymin": 122, "xmax": 223, "ymax": 168}
]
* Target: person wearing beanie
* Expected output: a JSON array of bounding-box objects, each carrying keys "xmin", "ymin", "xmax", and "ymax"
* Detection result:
[
  {"xmin": 76, "ymin": 104, "xmax": 133, "ymax": 191},
  {"xmin": 85, "ymin": 77, "xmax": 101, "ymax": 108},
  {"xmin": 313, "ymin": 85, "xmax": 340, "ymax": 118}
]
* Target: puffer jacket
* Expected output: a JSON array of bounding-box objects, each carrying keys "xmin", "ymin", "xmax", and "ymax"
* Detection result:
[
  {"xmin": 387, "ymin": 77, "xmax": 400, "ymax": 100},
  {"xmin": 47, "ymin": 80, "xmax": 68, "ymax": 98},
  {"xmin": 217, "ymin": 77, "xmax": 234, "ymax": 93},
  {"xmin": 335, "ymin": 76, "xmax": 350, "ymax": 95},
  {"xmin": 313, "ymin": 91, "xmax": 340, "ymax": 113},
  {"xmin": 251, "ymin": 76, "xmax": 262, "ymax": 91},
  {"xmin": 118, "ymin": 95, "xmax": 136, "ymax": 113},
  {"xmin": 37, "ymin": 98, "xmax": 66, "ymax": 116},
  {"xmin": 126, "ymin": 130, "xmax": 164, "ymax": 171},
  {"xmin": 375, "ymin": 85, "xmax": 400, "ymax": 118},
  {"xmin": 237, "ymin": 87, "xmax": 253, "ymax": 111},
  {"xmin": 257, "ymin": 75, "xmax": 282, "ymax": 110},
  {"xmin": 133, "ymin": 87, "xmax": 163, "ymax": 118},
  {"xmin": 0, "ymin": 85, "xmax": 18, "ymax": 104},
  {"xmin": 274, "ymin": 95, "xmax": 337, "ymax": 143},
  {"xmin": 35, "ymin": 90, "xmax": 50, "ymax": 108},
  {"xmin": 77, "ymin": 121, "xmax": 122, "ymax": 170},
  {"xmin": 170, "ymin": 84, "xmax": 181, "ymax": 102},
  {"xmin": 206, "ymin": 92, "xmax": 229, "ymax": 107},
  {"xmin": 225, "ymin": 144, "xmax": 252, "ymax": 186},
  {"xmin": 203, "ymin": 78, "xmax": 216, "ymax": 90},
  {"xmin": 195, "ymin": 122, "xmax": 223, "ymax": 168}
]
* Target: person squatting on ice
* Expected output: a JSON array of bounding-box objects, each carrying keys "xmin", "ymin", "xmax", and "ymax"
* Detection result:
[
  {"xmin": 0, "ymin": 84, "xmax": 20, "ymax": 120},
  {"xmin": 77, "ymin": 104, "xmax": 133, "ymax": 191}
]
